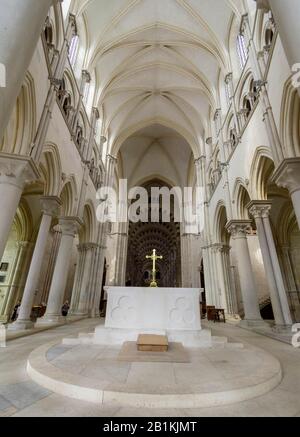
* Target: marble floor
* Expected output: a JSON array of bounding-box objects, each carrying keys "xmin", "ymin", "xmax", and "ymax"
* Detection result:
[{"xmin": 0, "ymin": 319, "xmax": 300, "ymax": 417}]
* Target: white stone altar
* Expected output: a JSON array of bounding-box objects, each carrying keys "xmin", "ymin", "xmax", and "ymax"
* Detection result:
[{"xmin": 93, "ymin": 286, "xmax": 212, "ymax": 347}]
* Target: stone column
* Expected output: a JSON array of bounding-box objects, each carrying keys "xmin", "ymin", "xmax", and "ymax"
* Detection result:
[
  {"xmin": 0, "ymin": 0, "xmax": 53, "ymax": 140},
  {"xmin": 40, "ymin": 225, "xmax": 62, "ymax": 303},
  {"xmin": 0, "ymin": 154, "xmax": 39, "ymax": 262},
  {"xmin": 91, "ymin": 242, "xmax": 106, "ymax": 317},
  {"xmin": 0, "ymin": 241, "xmax": 32, "ymax": 324},
  {"xmin": 248, "ymin": 201, "xmax": 292, "ymax": 328},
  {"xmin": 76, "ymin": 243, "xmax": 95, "ymax": 315},
  {"xmin": 9, "ymin": 196, "xmax": 61, "ymax": 330},
  {"xmin": 281, "ymin": 246, "xmax": 300, "ymax": 321},
  {"xmin": 272, "ymin": 158, "xmax": 300, "ymax": 230},
  {"xmin": 36, "ymin": 217, "xmax": 82, "ymax": 325},
  {"xmin": 226, "ymin": 220, "xmax": 264, "ymax": 325}
]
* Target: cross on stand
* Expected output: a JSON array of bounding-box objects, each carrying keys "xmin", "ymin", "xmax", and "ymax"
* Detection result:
[{"xmin": 146, "ymin": 249, "xmax": 163, "ymax": 288}]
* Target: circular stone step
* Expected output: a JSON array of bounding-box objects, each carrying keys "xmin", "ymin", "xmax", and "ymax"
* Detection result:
[{"xmin": 27, "ymin": 340, "xmax": 282, "ymax": 409}]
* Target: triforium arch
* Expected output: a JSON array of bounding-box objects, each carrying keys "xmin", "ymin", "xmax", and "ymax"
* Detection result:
[
  {"xmin": 39, "ymin": 143, "xmax": 62, "ymax": 197},
  {"xmin": 280, "ymin": 78, "xmax": 300, "ymax": 158},
  {"xmin": 0, "ymin": 72, "xmax": 36, "ymax": 156},
  {"xmin": 59, "ymin": 177, "xmax": 78, "ymax": 217}
]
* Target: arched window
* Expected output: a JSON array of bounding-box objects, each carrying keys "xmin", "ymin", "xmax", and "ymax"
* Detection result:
[
  {"xmin": 57, "ymin": 78, "xmax": 66, "ymax": 103},
  {"xmin": 230, "ymin": 127, "xmax": 238, "ymax": 149},
  {"xmin": 264, "ymin": 16, "xmax": 275, "ymax": 48},
  {"xmin": 249, "ymin": 78, "xmax": 258, "ymax": 104},
  {"xmin": 242, "ymin": 96, "xmax": 252, "ymax": 119},
  {"xmin": 69, "ymin": 34, "xmax": 79, "ymax": 67},
  {"xmin": 44, "ymin": 17, "xmax": 53, "ymax": 46},
  {"xmin": 83, "ymin": 78, "xmax": 91, "ymax": 104},
  {"xmin": 236, "ymin": 34, "xmax": 248, "ymax": 69}
]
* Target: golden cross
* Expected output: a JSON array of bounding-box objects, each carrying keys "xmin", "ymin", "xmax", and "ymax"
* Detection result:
[{"xmin": 146, "ymin": 249, "xmax": 163, "ymax": 287}]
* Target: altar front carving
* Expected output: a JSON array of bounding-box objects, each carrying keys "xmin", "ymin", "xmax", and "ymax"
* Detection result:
[
  {"xmin": 93, "ymin": 286, "xmax": 211, "ymax": 347},
  {"xmin": 105, "ymin": 287, "xmax": 202, "ymax": 331}
]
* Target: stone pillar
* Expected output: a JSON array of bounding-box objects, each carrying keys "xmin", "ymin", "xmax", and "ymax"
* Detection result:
[
  {"xmin": 76, "ymin": 243, "xmax": 95, "ymax": 315},
  {"xmin": 114, "ymin": 229, "xmax": 129, "ymax": 286},
  {"xmin": 9, "ymin": 196, "xmax": 61, "ymax": 329},
  {"xmin": 0, "ymin": 241, "xmax": 32, "ymax": 324},
  {"xmin": 281, "ymin": 246, "xmax": 300, "ymax": 321},
  {"xmin": 226, "ymin": 220, "xmax": 264, "ymax": 325},
  {"xmin": 0, "ymin": 0, "xmax": 53, "ymax": 140},
  {"xmin": 91, "ymin": 242, "xmax": 106, "ymax": 317},
  {"xmin": 69, "ymin": 244, "xmax": 85, "ymax": 315},
  {"xmin": 248, "ymin": 201, "xmax": 292, "ymax": 328},
  {"xmin": 213, "ymin": 244, "xmax": 235, "ymax": 314},
  {"xmin": 0, "ymin": 154, "xmax": 39, "ymax": 262},
  {"xmin": 40, "ymin": 225, "xmax": 62, "ymax": 303},
  {"xmin": 36, "ymin": 217, "xmax": 82, "ymax": 325},
  {"xmin": 272, "ymin": 158, "xmax": 300, "ymax": 230}
]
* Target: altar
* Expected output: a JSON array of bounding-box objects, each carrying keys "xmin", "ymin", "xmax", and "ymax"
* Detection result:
[{"xmin": 94, "ymin": 286, "xmax": 212, "ymax": 347}]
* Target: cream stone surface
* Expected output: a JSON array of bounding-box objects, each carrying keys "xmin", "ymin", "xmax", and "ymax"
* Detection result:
[
  {"xmin": 1, "ymin": 319, "xmax": 300, "ymax": 417},
  {"xmin": 26, "ymin": 323, "xmax": 282, "ymax": 409}
]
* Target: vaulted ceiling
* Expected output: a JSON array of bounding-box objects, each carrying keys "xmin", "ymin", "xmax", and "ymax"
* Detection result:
[{"xmin": 72, "ymin": 0, "xmax": 246, "ymax": 155}]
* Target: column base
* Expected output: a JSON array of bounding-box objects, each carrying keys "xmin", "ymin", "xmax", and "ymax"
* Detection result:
[
  {"xmin": 8, "ymin": 319, "xmax": 34, "ymax": 331},
  {"xmin": 35, "ymin": 314, "xmax": 67, "ymax": 327},
  {"xmin": 67, "ymin": 313, "xmax": 88, "ymax": 321},
  {"xmin": 239, "ymin": 319, "xmax": 267, "ymax": 328},
  {"xmin": 272, "ymin": 324, "xmax": 293, "ymax": 334}
]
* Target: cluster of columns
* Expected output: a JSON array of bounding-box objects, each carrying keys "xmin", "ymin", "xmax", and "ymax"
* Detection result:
[
  {"xmin": 198, "ymin": 2, "xmax": 300, "ymax": 328},
  {"xmin": 0, "ymin": 1, "xmax": 111, "ymax": 329},
  {"xmin": 253, "ymin": 1, "xmax": 300, "ymax": 230}
]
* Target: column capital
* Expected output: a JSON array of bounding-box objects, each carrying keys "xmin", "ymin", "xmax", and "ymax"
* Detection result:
[
  {"xmin": 107, "ymin": 154, "xmax": 117, "ymax": 163},
  {"xmin": 247, "ymin": 200, "xmax": 272, "ymax": 219},
  {"xmin": 272, "ymin": 158, "xmax": 300, "ymax": 195},
  {"xmin": 0, "ymin": 153, "xmax": 40, "ymax": 189},
  {"xmin": 79, "ymin": 242, "xmax": 99, "ymax": 251},
  {"xmin": 212, "ymin": 243, "xmax": 231, "ymax": 253},
  {"xmin": 240, "ymin": 13, "xmax": 249, "ymax": 35},
  {"xmin": 82, "ymin": 69, "xmax": 91, "ymax": 83},
  {"xmin": 225, "ymin": 72, "xmax": 233, "ymax": 84},
  {"xmin": 40, "ymin": 196, "xmax": 62, "ymax": 217},
  {"xmin": 226, "ymin": 220, "xmax": 252, "ymax": 238},
  {"xmin": 59, "ymin": 216, "xmax": 83, "ymax": 236},
  {"xmin": 194, "ymin": 155, "xmax": 206, "ymax": 166},
  {"xmin": 16, "ymin": 241, "xmax": 32, "ymax": 250}
]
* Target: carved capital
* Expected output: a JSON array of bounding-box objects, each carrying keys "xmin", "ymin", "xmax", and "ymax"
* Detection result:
[
  {"xmin": 0, "ymin": 153, "xmax": 40, "ymax": 189},
  {"xmin": 247, "ymin": 200, "xmax": 272, "ymax": 219},
  {"xmin": 40, "ymin": 196, "xmax": 62, "ymax": 217},
  {"xmin": 272, "ymin": 158, "xmax": 300, "ymax": 195},
  {"xmin": 226, "ymin": 220, "xmax": 252, "ymax": 239},
  {"xmin": 225, "ymin": 72, "xmax": 233, "ymax": 84},
  {"xmin": 59, "ymin": 216, "xmax": 83, "ymax": 237}
]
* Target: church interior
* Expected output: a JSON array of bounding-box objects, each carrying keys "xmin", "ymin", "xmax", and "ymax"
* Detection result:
[{"xmin": 1, "ymin": 0, "xmax": 300, "ymax": 418}]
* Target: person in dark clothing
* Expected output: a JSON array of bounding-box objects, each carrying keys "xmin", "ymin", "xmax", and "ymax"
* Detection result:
[{"xmin": 61, "ymin": 301, "xmax": 70, "ymax": 317}]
